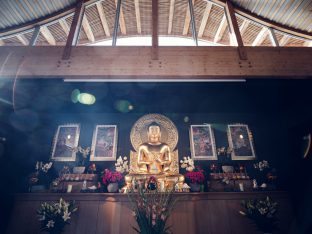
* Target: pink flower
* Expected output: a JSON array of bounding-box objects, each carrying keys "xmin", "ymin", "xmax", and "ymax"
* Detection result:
[{"xmin": 102, "ymin": 169, "xmax": 124, "ymax": 185}]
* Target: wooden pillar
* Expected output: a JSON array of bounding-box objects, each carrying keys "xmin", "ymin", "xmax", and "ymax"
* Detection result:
[
  {"xmin": 224, "ymin": 0, "xmax": 247, "ymax": 60},
  {"xmin": 112, "ymin": 0, "xmax": 122, "ymax": 46},
  {"xmin": 62, "ymin": 0, "xmax": 85, "ymax": 60},
  {"xmin": 268, "ymin": 28, "xmax": 279, "ymax": 47},
  {"xmin": 152, "ymin": 0, "xmax": 159, "ymax": 60},
  {"xmin": 29, "ymin": 26, "xmax": 40, "ymax": 46},
  {"xmin": 188, "ymin": 0, "xmax": 198, "ymax": 46}
]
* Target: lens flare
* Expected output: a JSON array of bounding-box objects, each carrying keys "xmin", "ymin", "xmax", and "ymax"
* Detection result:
[
  {"xmin": 71, "ymin": 89, "xmax": 80, "ymax": 103},
  {"xmin": 114, "ymin": 100, "xmax": 133, "ymax": 113},
  {"xmin": 78, "ymin": 93, "xmax": 96, "ymax": 105}
]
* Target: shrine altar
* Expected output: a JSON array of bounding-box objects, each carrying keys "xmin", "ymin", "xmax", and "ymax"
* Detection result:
[{"xmin": 7, "ymin": 191, "xmax": 294, "ymax": 234}]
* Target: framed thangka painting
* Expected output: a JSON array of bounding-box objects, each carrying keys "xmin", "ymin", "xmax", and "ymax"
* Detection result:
[
  {"xmin": 227, "ymin": 124, "xmax": 256, "ymax": 160},
  {"xmin": 90, "ymin": 125, "xmax": 118, "ymax": 161},
  {"xmin": 190, "ymin": 125, "xmax": 217, "ymax": 160},
  {"xmin": 51, "ymin": 124, "xmax": 80, "ymax": 161}
]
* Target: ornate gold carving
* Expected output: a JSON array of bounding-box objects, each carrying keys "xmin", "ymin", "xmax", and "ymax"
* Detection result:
[{"xmin": 130, "ymin": 114, "xmax": 179, "ymax": 152}]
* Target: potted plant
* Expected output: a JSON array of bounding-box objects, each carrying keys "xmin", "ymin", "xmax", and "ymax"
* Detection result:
[
  {"xmin": 184, "ymin": 168, "xmax": 205, "ymax": 192},
  {"xmin": 73, "ymin": 146, "xmax": 91, "ymax": 174},
  {"xmin": 127, "ymin": 187, "xmax": 179, "ymax": 234},
  {"xmin": 180, "ymin": 157, "xmax": 205, "ymax": 192},
  {"xmin": 101, "ymin": 169, "xmax": 124, "ymax": 193},
  {"xmin": 239, "ymin": 196, "xmax": 278, "ymax": 234},
  {"xmin": 37, "ymin": 198, "xmax": 78, "ymax": 234}
]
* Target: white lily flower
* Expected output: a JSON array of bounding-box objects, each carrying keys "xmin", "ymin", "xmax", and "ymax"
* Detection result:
[{"xmin": 46, "ymin": 220, "xmax": 55, "ymax": 228}]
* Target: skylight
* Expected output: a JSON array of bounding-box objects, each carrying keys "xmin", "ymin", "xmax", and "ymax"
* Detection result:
[{"xmin": 92, "ymin": 36, "xmax": 221, "ymax": 46}]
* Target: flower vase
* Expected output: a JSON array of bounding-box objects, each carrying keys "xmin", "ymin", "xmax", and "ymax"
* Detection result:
[
  {"xmin": 189, "ymin": 183, "xmax": 200, "ymax": 192},
  {"xmin": 107, "ymin": 183, "xmax": 119, "ymax": 193}
]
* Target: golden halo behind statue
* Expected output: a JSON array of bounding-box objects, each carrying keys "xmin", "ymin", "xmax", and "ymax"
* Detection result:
[{"xmin": 130, "ymin": 114, "xmax": 179, "ymax": 152}]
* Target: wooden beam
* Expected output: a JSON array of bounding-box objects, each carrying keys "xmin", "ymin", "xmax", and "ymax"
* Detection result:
[
  {"xmin": 62, "ymin": 0, "xmax": 85, "ymax": 60},
  {"xmin": 279, "ymin": 35, "xmax": 290, "ymax": 46},
  {"xmin": 214, "ymin": 14, "xmax": 227, "ymax": 43},
  {"xmin": 252, "ymin": 27, "xmax": 269, "ymax": 46},
  {"xmin": 59, "ymin": 18, "xmax": 70, "ymax": 36},
  {"xmin": 168, "ymin": 0, "xmax": 175, "ymax": 34},
  {"xmin": 183, "ymin": 0, "xmax": 194, "ymax": 35},
  {"xmin": 96, "ymin": 2, "xmax": 110, "ymax": 37},
  {"xmin": 82, "ymin": 15, "xmax": 95, "ymax": 42},
  {"xmin": 198, "ymin": 2, "xmax": 212, "ymax": 38},
  {"xmin": 29, "ymin": 26, "xmax": 40, "ymax": 46},
  {"xmin": 224, "ymin": 0, "xmax": 247, "ymax": 60},
  {"xmin": 115, "ymin": 0, "xmax": 126, "ymax": 35},
  {"xmin": 16, "ymin": 34, "xmax": 29, "ymax": 45},
  {"xmin": 152, "ymin": 0, "xmax": 158, "ymax": 60},
  {"xmin": 134, "ymin": 0, "xmax": 141, "ymax": 34},
  {"xmin": 268, "ymin": 28, "xmax": 279, "ymax": 47},
  {"xmin": 1, "ymin": 46, "xmax": 312, "ymax": 78},
  {"xmin": 112, "ymin": 0, "xmax": 122, "ymax": 46},
  {"xmin": 0, "ymin": 39, "xmax": 4, "ymax": 46},
  {"xmin": 239, "ymin": 19, "xmax": 250, "ymax": 37},
  {"xmin": 40, "ymin": 26, "xmax": 56, "ymax": 45},
  {"xmin": 188, "ymin": 0, "xmax": 198, "ymax": 45}
]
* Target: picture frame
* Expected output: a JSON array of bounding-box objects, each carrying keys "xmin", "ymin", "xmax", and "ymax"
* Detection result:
[
  {"xmin": 189, "ymin": 125, "xmax": 217, "ymax": 160},
  {"xmin": 90, "ymin": 125, "xmax": 118, "ymax": 161},
  {"xmin": 51, "ymin": 124, "xmax": 80, "ymax": 161},
  {"xmin": 227, "ymin": 124, "xmax": 256, "ymax": 160}
]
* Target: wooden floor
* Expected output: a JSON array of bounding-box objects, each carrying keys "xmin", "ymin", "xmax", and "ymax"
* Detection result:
[{"xmin": 7, "ymin": 191, "xmax": 294, "ymax": 234}]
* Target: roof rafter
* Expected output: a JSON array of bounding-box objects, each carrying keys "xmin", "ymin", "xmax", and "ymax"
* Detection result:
[
  {"xmin": 59, "ymin": 18, "xmax": 70, "ymax": 36},
  {"xmin": 168, "ymin": 0, "xmax": 175, "ymax": 34},
  {"xmin": 82, "ymin": 14, "xmax": 95, "ymax": 42},
  {"xmin": 252, "ymin": 27, "xmax": 269, "ymax": 46},
  {"xmin": 16, "ymin": 34, "xmax": 29, "ymax": 45},
  {"xmin": 40, "ymin": 26, "xmax": 56, "ymax": 45},
  {"xmin": 96, "ymin": 2, "xmax": 110, "ymax": 37},
  {"xmin": 214, "ymin": 14, "xmax": 227, "ymax": 43},
  {"xmin": 114, "ymin": 0, "xmax": 126, "ymax": 35},
  {"xmin": 279, "ymin": 35, "xmax": 290, "ymax": 46},
  {"xmin": 134, "ymin": 0, "xmax": 141, "ymax": 34},
  {"xmin": 268, "ymin": 28, "xmax": 279, "ymax": 47},
  {"xmin": 239, "ymin": 19, "xmax": 250, "ymax": 36},
  {"xmin": 183, "ymin": 0, "xmax": 194, "ymax": 35},
  {"xmin": 198, "ymin": 1, "xmax": 212, "ymax": 38}
]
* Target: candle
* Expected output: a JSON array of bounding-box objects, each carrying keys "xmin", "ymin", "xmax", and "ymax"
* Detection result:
[
  {"xmin": 239, "ymin": 183, "xmax": 244, "ymax": 192},
  {"xmin": 67, "ymin": 184, "xmax": 73, "ymax": 193}
]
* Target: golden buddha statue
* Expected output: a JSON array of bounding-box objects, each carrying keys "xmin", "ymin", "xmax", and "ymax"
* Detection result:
[
  {"xmin": 125, "ymin": 114, "xmax": 184, "ymax": 190},
  {"xmin": 137, "ymin": 125, "xmax": 171, "ymax": 174}
]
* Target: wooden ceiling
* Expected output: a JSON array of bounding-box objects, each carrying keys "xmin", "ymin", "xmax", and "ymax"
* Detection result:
[{"xmin": 0, "ymin": 0, "xmax": 311, "ymax": 47}]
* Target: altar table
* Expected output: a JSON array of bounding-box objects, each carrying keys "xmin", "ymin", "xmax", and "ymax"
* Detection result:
[{"xmin": 6, "ymin": 191, "xmax": 294, "ymax": 234}]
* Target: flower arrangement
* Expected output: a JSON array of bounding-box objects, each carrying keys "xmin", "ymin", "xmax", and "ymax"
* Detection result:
[
  {"xmin": 180, "ymin": 156, "xmax": 195, "ymax": 172},
  {"xmin": 184, "ymin": 168, "xmax": 205, "ymax": 185},
  {"xmin": 254, "ymin": 160, "xmax": 269, "ymax": 171},
  {"xmin": 115, "ymin": 156, "xmax": 129, "ymax": 174},
  {"xmin": 101, "ymin": 169, "xmax": 124, "ymax": 185},
  {"xmin": 239, "ymin": 196, "xmax": 278, "ymax": 233},
  {"xmin": 127, "ymin": 187, "xmax": 179, "ymax": 234},
  {"xmin": 29, "ymin": 161, "xmax": 53, "ymax": 188},
  {"xmin": 36, "ymin": 161, "xmax": 53, "ymax": 173},
  {"xmin": 74, "ymin": 146, "xmax": 91, "ymax": 166},
  {"xmin": 37, "ymin": 198, "xmax": 78, "ymax": 234}
]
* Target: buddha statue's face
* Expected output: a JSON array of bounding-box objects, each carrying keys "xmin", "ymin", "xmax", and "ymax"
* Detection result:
[{"xmin": 148, "ymin": 125, "xmax": 161, "ymax": 143}]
